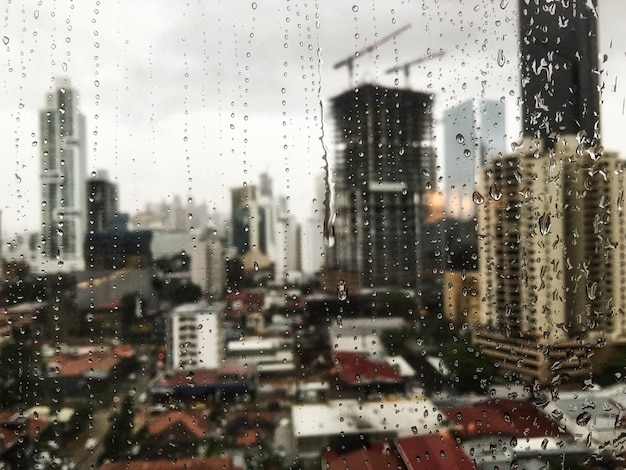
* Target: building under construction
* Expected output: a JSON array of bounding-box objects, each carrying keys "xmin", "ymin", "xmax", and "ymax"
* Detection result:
[{"xmin": 327, "ymin": 84, "xmax": 437, "ymax": 291}]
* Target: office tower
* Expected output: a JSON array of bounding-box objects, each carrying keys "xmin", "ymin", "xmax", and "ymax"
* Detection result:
[
  {"xmin": 190, "ymin": 226, "xmax": 226, "ymax": 299},
  {"xmin": 166, "ymin": 301, "xmax": 224, "ymax": 370},
  {"xmin": 443, "ymin": 99, "xmax": 506, "ymax": 218},
  {"xmin": 86, "ymin": 170, "xmax": 119, "ymax": 233},
  {"xmin": 40, "ymin": 78, "xmax": 87, "ymax": 272},
  {"xmin": 475, "ymin": 136, "xmax": 626, "ymax": 383},
  {"xmin": 519, "ymin": 0, "xmax": 600, "ymax": 145},
  {"xmin": 328, "ymin": 84, "xmax": 436, "ymax": 290},
  {"xmin": 275, "ymin": 196, "xmax": 302, "ymax": 284},
  {"xmin": 230, "ymin": 183, "xmax": 274, "ymax": 279}
]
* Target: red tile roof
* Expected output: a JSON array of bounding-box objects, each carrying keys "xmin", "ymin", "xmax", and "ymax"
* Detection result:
[
  {"xmin": 332, "ymin": 351, "xmax": 403, "ymax": 386},
  {"xmin": 323, "ymin": 442, "xmax": 407, "ymax": 470},
  {"xmin": 147, "ymin": 410, "xmax": 210, "ymax": 439},
  {"xmin": 444, "ymin": 399, "xmax": 565, "ymax": 440},
  {"xmin": 99, "ymin": 457, "xmax": 238, "ymax": 470},
  {"xmin": 396, "ymin": 434, "xmax": 474, "ymax": 470}
]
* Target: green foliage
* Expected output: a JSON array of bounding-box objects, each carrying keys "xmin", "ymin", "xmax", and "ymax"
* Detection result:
[
  {"xmin": 103, "ymin": 394, "xmax": 135, "ymax": 460},
  {"xmin": 202, "ymin": 434, "xmax": 226, "ymax": 458},
  {"xmin": 370, "ymin": 291, "xmax": 417, "ymax": 318},
  {"xmin": 442, "ymin": 341, "xmax": 497, "ymax": 394},
  {"xmin": 0, "ymin": 340, "xmax": 42, "ymax": 407},
  {"xmin": 380, "ymin": 327, "xmax": 417, "ymax": 356}
]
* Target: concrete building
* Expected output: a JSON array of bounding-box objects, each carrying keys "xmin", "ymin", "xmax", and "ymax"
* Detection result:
[
  {"xmin": 443, "ymin": 99, "xmax": 505, "ymax": 218},
  {"xmin": 519, "ymin": 0, "xmax": 600, "ymax": 146},
  {"xmin": 475, "ymin": 136, "xmax": 626, "ymax": 383},
  {"xmin": 166, "ymin": 301, "xmax": 224, "ymax": 370},
  {"xmin": 190, "ymin": 227, "xmax": 226, "ymax": 299},
  {"xmin": 39, "ymin": 78, "xmax": 87, "ymax": 272},
  {"xmin": 86, "ymin": 170, "xmax": 120, "ymax": 233},
  {"xmin": 274, "ymin": 196, "xmax": 302, "ymax": 285},
  {"xmin": 328, "ymin": 84, "xmax": 436, "ymax": 290},
  {"xmin": 230, "ymin": 184, "xmax": 274, "ymax": 282}
]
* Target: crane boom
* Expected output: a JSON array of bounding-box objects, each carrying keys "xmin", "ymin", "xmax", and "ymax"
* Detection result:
[
  {"xmin": 385, "ymin": 50, "xmax": 445, "ymax": 87},
  {"xmin": 334, "ymin": 23, "xmax": 412, "ymax": 87}
]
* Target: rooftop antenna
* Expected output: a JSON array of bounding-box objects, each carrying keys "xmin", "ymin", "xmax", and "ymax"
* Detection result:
[
  {"xmin": 334, "ymin": 23, "xmax": 412, "ymax": 88},
  {"xmin": 385, "ymin": 49, "xmax": 445, "ymax": 88}
]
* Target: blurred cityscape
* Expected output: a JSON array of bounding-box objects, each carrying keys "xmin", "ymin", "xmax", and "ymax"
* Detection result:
[{"xmin": 2, "ymin": 1, "xmax": 626, "ymax": 469}]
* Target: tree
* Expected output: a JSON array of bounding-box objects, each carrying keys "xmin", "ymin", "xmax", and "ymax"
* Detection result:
[
  {"xmin": 0, "ymin": 340, "xmax": 42, "ymax": 407},
  {"xmin": 443, "ymin": 341, "xmax": 497, "ymax": 394},
  {"xmin": 103, "ymin": 394, "xmax": 135, "ymax": 460}
]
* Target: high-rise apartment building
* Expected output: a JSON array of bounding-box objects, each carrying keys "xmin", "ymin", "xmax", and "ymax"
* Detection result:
[
  {"xmin": 328, "ymin": 84, "xmax": 436, "ymax": 290},
  {"xmin": 475, "ymin": 136, "xmax": 626, "ymax": 383},
  {"xmin": 40, "ymin": 78, "xmax": 87, "ymax": 272},
  {"xmin": 443, "ymin": 99, "xmax": 505, "ymax": 218},
  {"xmin": 166, "ymin": 301, "xmax": 224, "ymax": 370},
  {"xmin": 86, "ymin": 170, "xmax": 119, "ymax": 233},
  {"xmin": 519, "ymin": 0, "xmax": 600, "ymax": 146}
]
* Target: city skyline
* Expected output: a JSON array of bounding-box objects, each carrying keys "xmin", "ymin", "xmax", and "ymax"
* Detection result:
[{"xmin": 2, "ymin": 1, "xmax": 626, "ymax": 240}]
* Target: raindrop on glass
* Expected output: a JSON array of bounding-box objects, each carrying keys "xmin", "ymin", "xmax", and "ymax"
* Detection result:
[
  {"xmin": 497, "ymin": 49, "xmax": 505, "ymax": 67},
  {"xmin": 489, "ymin": 183, "xmax": 502, "ymax": 201},
  {"xmin": 538, "ymin": 213, "xmax": 551, "ymax": 235},
  {"xmin": 456, "ymin": 133, "xmax": 465, "ymax": 144},
  {"xmin": 472, "ymin": 191, "xmax": 485, "ymax": 205},
  {"xmin": 576, "ymin": 411, "xmax": 591, "ymax": 426}
]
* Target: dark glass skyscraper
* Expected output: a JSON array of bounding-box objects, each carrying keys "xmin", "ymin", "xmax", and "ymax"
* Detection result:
[
  {"xmin": 519, "ymin": 0, "xmax": 600, "ymax": 145},
  {"xmin": 328, "ymin": 84, "xmax": 436, "ymax": 290}
]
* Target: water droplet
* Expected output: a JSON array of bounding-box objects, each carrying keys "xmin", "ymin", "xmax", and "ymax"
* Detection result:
[
  {"xmin": 472, "ymin": 191, "xmax": 484, "ymax": 205},
  {"xmin": 15, "ymin": 173, "xmax": 21, "ymax": 183},
  {"xmin": 500, "ymin": 0, "xmax": 509, "ymax": 8},
  {"xmin": 34, "ymin": 10, "xmax": 39, "ymax": 19},
  {"xmin": 489, "ymin": 183, "xmax": 502, "ymax": 201},
  {"xmin": 456, "ymin": 133, "xmax": 465, "ymax": 144},
  {"xmin": 510, "ymin": 436, "xmax": 517, "ymax": 447},
  {"xmin": 576, "ymin": 411, "xmax": 591, "ymax": 426},
  {"xmin": 503, "ymin": 412, "xmax": 511, "ymax": 423},
  {"xmin": 411, "ymin": 425, "xmax": 418, "ymax": 435},
  {"xmin": 2, "ymin": 36, "xmax": 9, "ymax": 45},
  {"xmin": 497, "ymin": 49, "xmax": 505, "ymax": 67},
  {"xmin": 62, "ymin": 62, "xmax": 68, "ymax": 72},
  {"xmin": 538, "ymin": 213, "xmax": 551, "ymax": 235},
  {"xmin": 253, "ymin": 262, "xmax": 259, "ymax": 272},
  {"xmin": 352, "ymin": 5, "xmax": 359, "ymax": 12},
  {"xmin": 251, "ymin": 1, "xmax": 257, "ymax": 9},
  {"xmin": 463, "ymin": 149, "xmax": 471, "ymax": 158},
  {"xmin": 337, "ymin": 280, "xmax": 348, "ymax": 301},
  {"xmin": 586, "ymin": 282, "xmax": 598, "ymax": 301}
]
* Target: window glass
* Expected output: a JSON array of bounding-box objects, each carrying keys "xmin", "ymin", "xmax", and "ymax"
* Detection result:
[{"xmin": 1, "ymin": 1, "xmax": 626, "ymax": 469}]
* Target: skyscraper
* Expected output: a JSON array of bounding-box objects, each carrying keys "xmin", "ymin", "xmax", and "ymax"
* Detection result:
[
  {"xmin": 519, "ymin": 0, "xmax": 600, "ymax": 145},
  {"xmin": 443, "ymin": 99, "xmax": 505, "ymax": 218},
  {"xmin": 328, "ymin": 84, "xmax": 436, "ymax": 290},
  {"xmin": 40, "ymin": 78, "xmax": 87, "ymax": 272},
  {"xmin": 86, "ymin": 170, "xmax": 119, "ymax": 233},
  {"xmin": 475, "ymin": 136, "xmax": 626, "ymax": 383}
]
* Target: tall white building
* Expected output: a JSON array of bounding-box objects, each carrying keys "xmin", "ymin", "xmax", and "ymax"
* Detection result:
[
  {"xmin": 443, "ymin": 99, "xmax": 506, "ymax": 218},
  {"xmin": 475, "ymin": 136, "xmax": 626, "ymax": 383},
  {"xmin": 166, "ymin": 301, "xmax": 224, "ymax": 370},
  {"xmin": 301, "ymin": 173, "xmax": 325, "ymax": 276},
  {"xmin": 275, "ymin": 196, "xmax": 302, "ymax": 285},
  {"xmin": 40, "ymin": 78, "xmax": 87, "ymax": 272}
]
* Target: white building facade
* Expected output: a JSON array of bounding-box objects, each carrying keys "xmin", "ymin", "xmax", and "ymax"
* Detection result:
[{"xmin": 166, "ymin": 301, "xmax": 224, "ymax": 370}]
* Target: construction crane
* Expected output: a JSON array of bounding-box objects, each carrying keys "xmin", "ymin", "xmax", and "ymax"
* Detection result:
[
  {"xmin": 333, "ymin": 23, "xmax": 412, "ymax": 88},
  {"xmin": 385, "ymin": 49, "xmax": 445, "ymax": 88}
]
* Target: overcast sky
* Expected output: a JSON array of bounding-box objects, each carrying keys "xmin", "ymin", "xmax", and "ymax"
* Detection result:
[{"xmin": 1, "ymin": 0, "xmax": 626, "ymax": 238}]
